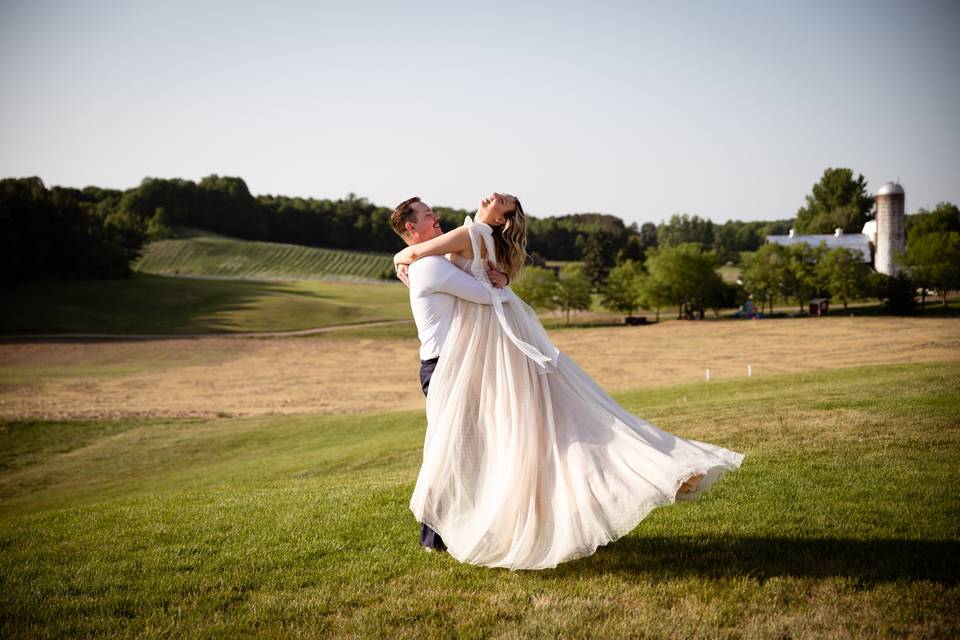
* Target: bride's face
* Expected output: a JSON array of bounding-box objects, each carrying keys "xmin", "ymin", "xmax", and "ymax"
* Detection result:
[{"xmin": 478, "ymin": 192, "xmax": 518, "ymax": 226}]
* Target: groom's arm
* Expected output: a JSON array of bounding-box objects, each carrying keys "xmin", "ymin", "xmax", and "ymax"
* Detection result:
[
  {"xmin": 446, "ymin": 252, "xmax": 509, "ymax": 289},
  {"xmin": 411, "ymin": 258, "xmax": 509, "ymax": 305},
  {"xmin": 436, "ymin": 267, "xmax": 511, "ymax": 304}
]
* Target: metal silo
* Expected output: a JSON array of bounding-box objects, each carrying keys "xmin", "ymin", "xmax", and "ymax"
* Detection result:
[{"xmin": 874, "ymin": 181, "xmax": 905, "ymax": 276}]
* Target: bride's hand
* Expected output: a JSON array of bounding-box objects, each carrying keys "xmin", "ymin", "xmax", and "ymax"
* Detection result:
[
  {"xmin": 395, "ymin": 263, "xmax": 410, "ymax": 288},
  {"xmin": 486, "ymin": 264, "xmax": 509, "ymax": 289},
  {"xmin": 393, "ymin": 249, "xmax": 413, "ymax": 280}
]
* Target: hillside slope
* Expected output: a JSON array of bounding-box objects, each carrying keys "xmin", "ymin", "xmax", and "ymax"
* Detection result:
[{"xmin": 134, "ymin": 235, "xmax": 394, "ymax": 282}]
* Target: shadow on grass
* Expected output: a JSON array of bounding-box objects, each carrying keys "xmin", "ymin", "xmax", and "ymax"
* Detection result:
[
  {"xmin": 0, "ymin": 273, "xmax": 357, "ymax": 335},
  {"xmin": 550, "ymin": 536, "xmax": 959, "ymax": 584}
]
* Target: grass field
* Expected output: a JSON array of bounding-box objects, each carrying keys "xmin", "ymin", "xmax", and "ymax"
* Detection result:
[
  {"xmin": 1, "ymin": 361, "xmax": 957, "ymax": 638},
  {"xmin": 0, "ymin": 269, "xmax": 630, "ymax": 335},
  {"xmin": 134, "ymin": 234, "xmax": 395, "ymax": 282},
  {"xmin": 2, "ymin": 315, "xmax": 958, "ymax": 420},
  {"xmin": 4, "ymin": 255, "xmax": 957, "ymax": 336},
  {"xmin": 0, "ymin": 273, "xmax": 412, "ymax": 334}
]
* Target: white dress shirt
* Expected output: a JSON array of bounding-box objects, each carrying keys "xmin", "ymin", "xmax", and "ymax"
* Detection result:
[{"xmin": 408, "ymin": 255, "xmax": 509, "ymax": 360}]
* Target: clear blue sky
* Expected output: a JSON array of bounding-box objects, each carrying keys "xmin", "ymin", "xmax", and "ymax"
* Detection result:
[{"xmin": 1, "ymin": 0, "xmax": 957, "ymax": 225}]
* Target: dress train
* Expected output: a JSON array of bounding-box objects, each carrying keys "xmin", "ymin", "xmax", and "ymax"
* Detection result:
[{"xmin": 410, "ymin": 218, "xmax": 744, "ymax": 570}]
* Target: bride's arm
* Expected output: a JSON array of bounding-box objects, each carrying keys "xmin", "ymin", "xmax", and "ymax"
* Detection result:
[{"xmin": 393, "ymin": 226, "xmax": 471, "ymax": 268}]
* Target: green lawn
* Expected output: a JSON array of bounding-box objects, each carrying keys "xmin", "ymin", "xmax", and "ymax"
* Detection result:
[
  {"xmin": 0, "ymin": 273, "xmax": 412, "ymax": 334},
  {"xmin": 5, "ymin": 268, "xmax": 957, "ymax": 336},
  {"xmin": 1, "ymin": 362, "xmax": 957, "ymax": 638}
]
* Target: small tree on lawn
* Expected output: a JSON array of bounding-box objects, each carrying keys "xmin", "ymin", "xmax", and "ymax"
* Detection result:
[
  {"xmin": 512, "ymin": 266, "xmax": 559, "ymax": 311},
  {"xmin": 601, "ymin": 260, "xmax": 644, "ymax": 316},
  {"xmin": 781, "ymin": 243, "xmax": 819, "ymax": 314},
  {"xmin": 901, "ymin": 231, "xmax": 960, "ymax": 307},
  {"xmin": 817, "ymin": 247, "xmax": 870, "ymax": 311},
  {"xmin": 644, "ymin": 243, "xmax": 724, "ymax": 319},
  {"xmin": 554, "ymin": 265, "xmax": 593, "ymax": 324},
  {"xmin": 739, "ymin": 243, "xmax": 785, "ymax": 314},
  {"xmin": 637, "ymin": 271, "xmax": 669, "ymax": 322}
]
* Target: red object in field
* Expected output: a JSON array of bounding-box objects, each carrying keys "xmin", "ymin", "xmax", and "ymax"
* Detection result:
[{"xmin": 809, "ymin": 298, "xmax": 829, "ymax": 316}]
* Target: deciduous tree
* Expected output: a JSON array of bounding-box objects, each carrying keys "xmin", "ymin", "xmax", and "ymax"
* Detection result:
[
  {"xmin": 578, "ymin": 231, "xmax": 617, "ymax": 289},
  {"xmin": 645, "ymin": 243, "xmax": 726, "ymax": 319},
  {"xmin": 795, "ymin": 168, "xmax": 873, "ymax": 234},
  {"xmin": 739, "ymin": 243, "xmax": 786, "ymax": 314},
  {"xmin": 513, "ymin": 266, "xmax": 559, "ymax": 311},
  {"xmin": 816, "ymin": 247, "xmax": 870, "ymax": 311},
  {"xmin": 657, "ymin": 213, "xmax": 715, "ymax": 248},
  {"xmin": 601, "ymin": 260, "xmax": 644, "ymax": 315},
  {"xmin": 554, "ymin": 265, "xmax": 593, "ymax": 324},
  {"xmin": 901, "ymin": 231, "xmax": 960, "ymax": 307},
  {"xmin": 781, "ymin": 243, "xmax": 821, "ymax": 313},
  {"xmin": 906, "ymin": 202, "xmax": 960, "ymax": 240}
]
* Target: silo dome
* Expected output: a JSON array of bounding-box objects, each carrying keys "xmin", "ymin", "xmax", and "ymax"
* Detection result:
[{"xmin": 876, "ymin": 181, "xmax": 905, "ymax": 196}]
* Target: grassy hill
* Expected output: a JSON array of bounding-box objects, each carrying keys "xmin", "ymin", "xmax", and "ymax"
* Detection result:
[
  {"xmin": 0, "ymin": 273, "xmax": 412, "ymax": 335},
  {"xmin": 0, "ymin": 361, "xmax": 957, "ymax": 637},
  {"xmin": 134, "ymin": 233, "xmax": 395, "ymax": 282}
]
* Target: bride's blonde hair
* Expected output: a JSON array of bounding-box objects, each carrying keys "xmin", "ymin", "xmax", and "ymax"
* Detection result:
[{"xmin": 491, "ymin": 198, "xmax": 527, "ymax": 281}]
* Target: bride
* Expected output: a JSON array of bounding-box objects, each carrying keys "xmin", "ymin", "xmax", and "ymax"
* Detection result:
[{"xmin": 393, "ymin": 192, "xmax": 744, "ymax": 570}]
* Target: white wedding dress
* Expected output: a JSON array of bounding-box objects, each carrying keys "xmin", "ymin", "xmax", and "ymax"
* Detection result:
[{"xmin": 410, "ymin": 218, "xmax": 744, "ymax": 570}]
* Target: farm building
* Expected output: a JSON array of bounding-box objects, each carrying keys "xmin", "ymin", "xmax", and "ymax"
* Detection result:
[
  {"xmin": 765, "ymin": 181, "xmax": 906, "ymax": 276},
  {"xmin": 766, "ymin": 227, "xmax": 873, "ymax": 262}
]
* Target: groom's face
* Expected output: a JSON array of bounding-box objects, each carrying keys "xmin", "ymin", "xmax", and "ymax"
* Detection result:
[{"xmin": 406, "ymin": 202, "xmax": 443, "ymax": 244}]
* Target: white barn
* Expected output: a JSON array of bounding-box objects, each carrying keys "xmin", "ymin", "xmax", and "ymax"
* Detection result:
[
  {"xmin": 765, "ymin": 226, "xmax": 873, "ymax": 262},
  {"xmin": 765, "ymin": 181, "xmax": 906, "ymax": 275}
]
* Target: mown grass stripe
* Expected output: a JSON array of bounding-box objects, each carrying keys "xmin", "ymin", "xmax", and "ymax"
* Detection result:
[{"xmin": 134, "ymin": 237, "xmax": 394, "ymax": 283}]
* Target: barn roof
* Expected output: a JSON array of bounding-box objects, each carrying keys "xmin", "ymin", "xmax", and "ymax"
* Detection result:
[{"xmin": 764, "ymin": 232, "xmax": 873, "ymax": 262}]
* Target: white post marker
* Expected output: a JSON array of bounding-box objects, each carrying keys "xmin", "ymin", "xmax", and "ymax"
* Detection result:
[
  {"xmin": 748, "ymin": 365, "xmax": 753, "ymax": 377},
  {"xmin": 705, "ymin": 368, "xmax": 711, "ymax": 381}
]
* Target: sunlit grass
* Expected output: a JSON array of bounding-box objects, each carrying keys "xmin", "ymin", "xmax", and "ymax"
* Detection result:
[{"xmin": 1, "ymin": 362, "xmax": 957, "ymax": 638}]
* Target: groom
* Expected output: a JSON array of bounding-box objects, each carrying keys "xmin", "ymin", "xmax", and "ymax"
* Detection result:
[{"xmin": 390, "ymin": 196, "xmax": 510, "ymax": 552}]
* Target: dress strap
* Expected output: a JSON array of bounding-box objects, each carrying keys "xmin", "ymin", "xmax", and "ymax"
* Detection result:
[{"xmin": 463, "ymin": 216, "xmax": 559, "ymax": 373}]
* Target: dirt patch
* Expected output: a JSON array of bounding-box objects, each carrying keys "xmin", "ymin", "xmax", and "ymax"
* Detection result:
[{"xmin": 1, "ymin": 316, "xmax": 957, "ymax": 420}]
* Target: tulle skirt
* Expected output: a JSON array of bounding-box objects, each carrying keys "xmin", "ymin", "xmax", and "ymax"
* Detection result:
[{"xmin": 409, "ymin": 295, "xmax": 744, "ymax": 571}]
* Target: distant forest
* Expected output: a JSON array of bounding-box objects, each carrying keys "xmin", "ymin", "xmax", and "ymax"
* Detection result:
[{"xmin": 1, "ymin": 174, "xmax": 793, "ymax": 282}]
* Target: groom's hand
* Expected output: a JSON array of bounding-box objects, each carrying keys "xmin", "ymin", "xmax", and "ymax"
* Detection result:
[{"xmin": 486, "ymin": 265, "xmax": 508, "ymax": 289}]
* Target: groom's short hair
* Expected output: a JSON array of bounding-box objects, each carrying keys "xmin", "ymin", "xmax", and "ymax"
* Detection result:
[{"xmin": 390, "ymin": 196, "xmax": 421, "ymax": 238}]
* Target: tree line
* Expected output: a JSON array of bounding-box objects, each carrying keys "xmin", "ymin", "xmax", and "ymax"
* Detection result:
[
  {"xmin": 3, "ymin": 169, "xmax": 958, "ymax": 314},
  {"xmin": 2, "ymin": 174, "xmax": 792, "ymax": 283},
  {"xmin": 514, "ymin": 243, "xmax": 739, "ymax": 323},
  {"xmin": 1, "ymin": 177, "xmax": 145, "ymax": 281}
]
